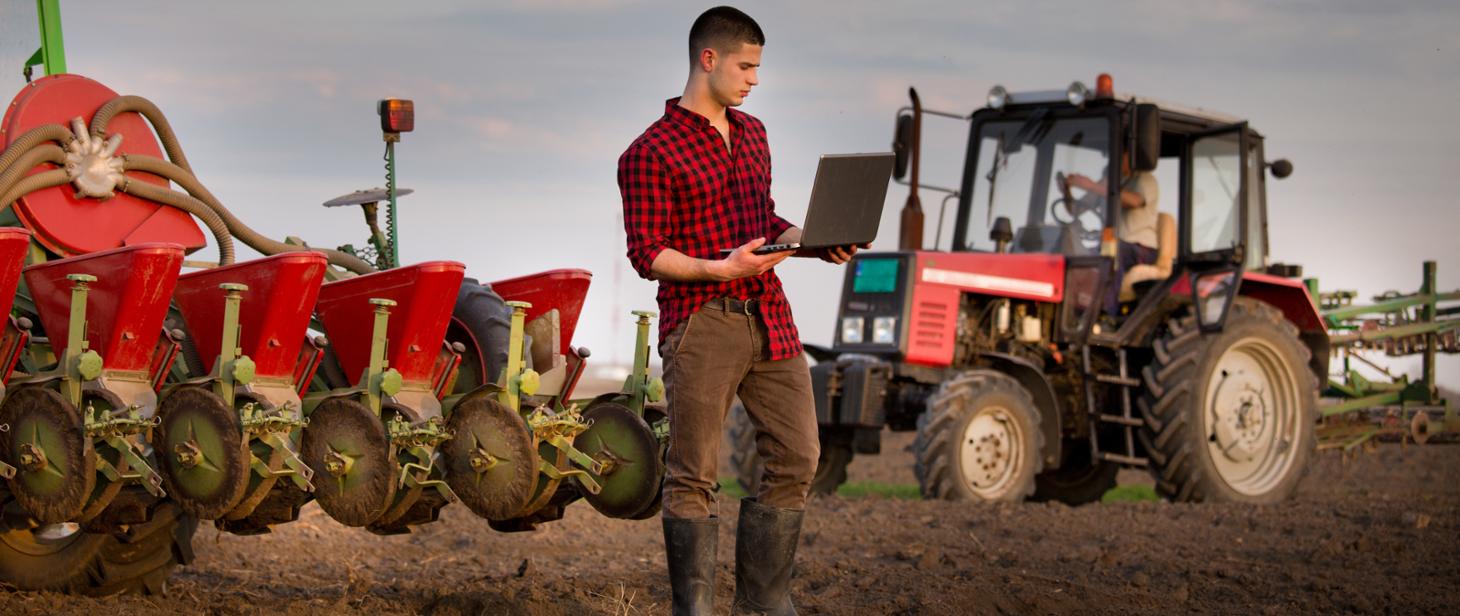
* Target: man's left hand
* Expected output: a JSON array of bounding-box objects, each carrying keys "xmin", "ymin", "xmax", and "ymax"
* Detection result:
[{"xmin": 819, "ymin": 243, "xmax": 869, "ymax": 265}]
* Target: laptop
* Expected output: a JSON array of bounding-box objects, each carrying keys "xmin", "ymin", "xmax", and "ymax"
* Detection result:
[{"xmin": 721, "ymin": 152, "xmax": 895, "ymax": 255}]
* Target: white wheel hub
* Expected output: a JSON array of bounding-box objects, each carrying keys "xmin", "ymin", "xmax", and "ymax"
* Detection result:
[
  {"xmin": 1202, "ymin": 336, "xmax": 1301, "ymax": 496},
  {"xmin": 960, "ymin": 409, "xmax": 1019, "ymax": 492}
]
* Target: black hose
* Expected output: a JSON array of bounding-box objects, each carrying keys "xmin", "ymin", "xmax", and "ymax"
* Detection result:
[{"xmin": 118, "ymin": 179, "xmax": 236, "ymax": 266}]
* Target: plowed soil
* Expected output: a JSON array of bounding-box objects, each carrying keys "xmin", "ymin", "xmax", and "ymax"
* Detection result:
[{"xmin": 2, "ymin": 431, "xmax": 1456, "ymax": 615}]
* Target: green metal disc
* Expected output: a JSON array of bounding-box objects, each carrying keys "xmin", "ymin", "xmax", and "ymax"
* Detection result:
[
  {"xmin": 301, "ymin": 397, "xmax": 396, "ymax": 527},
  {"xmin": 577, "ymin": 401, "xmax": 662, "ymax": 519},
  {"xmin": 442, "ymin": 395, "xmax": 536, "ymax": 520},
  {"xmin": 156, "ymin": 386, "xmax": 250, "ymax": 520},
  {"xmin": 627, "ymin": 404, "xmax": 668, "ymax": 520},
  {"xmin": 0, "ymin": 386, "xmax": 94, "ymax": 523}
]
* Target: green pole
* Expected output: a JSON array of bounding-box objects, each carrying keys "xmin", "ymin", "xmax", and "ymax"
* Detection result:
[
  {"xmin": 1421, "ymin": 261, "xmax": 1437, "ymax": 400},
  {"xmin": 36, "ymin": 0, "xmax": 67, "ymax": 75},
  {"xmin": 385, "ymin": 141, "xmax": 399, "ymax": 269}
]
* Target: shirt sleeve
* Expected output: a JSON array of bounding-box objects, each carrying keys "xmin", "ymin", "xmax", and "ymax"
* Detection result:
[
  {"xmin": 1139, "ymin": 172, "xmax": 1159, "ymax": 211},
  {"xmin": 618, "ymin": 143, "xmax": 672, "ymax": 279}
]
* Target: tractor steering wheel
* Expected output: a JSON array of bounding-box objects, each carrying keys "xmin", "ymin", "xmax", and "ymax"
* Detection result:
[{"xmin": 1051, "ymin": 172, "xmax": 1102, "ymax": 248}]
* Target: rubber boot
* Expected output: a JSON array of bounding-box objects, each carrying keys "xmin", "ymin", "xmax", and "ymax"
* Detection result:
[
  {"xmin": 732, "ymin": 498, "xmax": 804, "ymax": 615},
  {"xmin": 663, "ymin": 516, "xmax": 718, "ymax": 616}
]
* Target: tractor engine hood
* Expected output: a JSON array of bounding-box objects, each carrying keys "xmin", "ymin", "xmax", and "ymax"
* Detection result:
[{"xmin": 911, "ymin": 251, "xmax": 1065, "ymax": 302}]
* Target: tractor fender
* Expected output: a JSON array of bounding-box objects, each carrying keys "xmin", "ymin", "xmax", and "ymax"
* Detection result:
[
  {"xmin": 1238, "ymin": 272, "xmax": 1330, "ymax": 379},
  {"xmin": 979, "ymin": 351, "xmax": 1062, "ymax": 469}
]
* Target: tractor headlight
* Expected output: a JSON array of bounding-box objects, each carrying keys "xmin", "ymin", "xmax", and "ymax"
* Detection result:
[
  {"xmin": 841, "ymin": 316, "xmax": 865, "ymax": 344},
  {"xmin": 872, "ymin": 316, "xmax": 897, "ymax": 344},
  {"xmin": 987, "ymin": 85, "xmax": 1008, "ymax": 110},
  {"xmin": 1066, "ymin": 81, "xmax": 1089, "ymax": 106}
]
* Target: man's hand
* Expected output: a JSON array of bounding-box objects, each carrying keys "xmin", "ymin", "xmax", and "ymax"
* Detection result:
[
  {"xmin": 709, "ymin": 237, "xmax": 793, "ymax": 281},
  {"xmin": 817, "ymin": 243, "xmax": 869, "ymax": 265},
  {"xmin": 1067, "ymin": 173, "xmax": 1100, "ymax": 192}
]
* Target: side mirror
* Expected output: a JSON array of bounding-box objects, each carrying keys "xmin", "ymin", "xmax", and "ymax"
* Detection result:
[
  {"xmin": 892, "ymin": 113, "xmax": 914, "ymax": 180},
  {"xmin": 1132, "ymin": 103, "xmax": 1161, "ymax": 172},
  {"xmin": 1268, "ymin": 158, "xmax": 1293, "ymax": 179}
]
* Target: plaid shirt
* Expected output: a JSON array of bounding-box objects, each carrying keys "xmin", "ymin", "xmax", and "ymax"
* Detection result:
[{"xmin": 618, "ymin": 98, "xmax": 801, "ymax": 360}]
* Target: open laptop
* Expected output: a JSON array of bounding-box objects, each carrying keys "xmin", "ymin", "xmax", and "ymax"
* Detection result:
[{"xmin": 722, "ymin": 152, "xmax": 896, "ymax": 255}]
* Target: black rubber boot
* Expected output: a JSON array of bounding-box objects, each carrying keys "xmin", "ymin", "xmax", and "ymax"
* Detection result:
[
  {"xmin": 733, "ymin": 498, "xmax": 804, "ymax": 615},
  {"xmin": 663, "ymin": 516, "xmax": 718, "ymax": 616}
]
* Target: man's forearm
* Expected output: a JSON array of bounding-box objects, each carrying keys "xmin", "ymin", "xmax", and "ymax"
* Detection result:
[{"xmin": 649, "ymin": 248, "xmax": 728, "ymax": 282}]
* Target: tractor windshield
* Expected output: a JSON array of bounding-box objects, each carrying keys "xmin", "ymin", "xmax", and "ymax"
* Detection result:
[
  {"xmin": 1, "ymin": 2, "xmax": 41, "ymax": 92},
  {"xmin": 961, "ymin": 115, "xmax": 1111, "ymax": 255}
]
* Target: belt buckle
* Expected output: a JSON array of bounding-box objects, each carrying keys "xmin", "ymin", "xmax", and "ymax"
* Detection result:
[{"xmin": 741, "ymin": 298, "xmax": 757, "ymax": 315}]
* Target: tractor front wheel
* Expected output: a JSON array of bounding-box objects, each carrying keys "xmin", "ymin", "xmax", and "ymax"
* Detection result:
[
  {"xmin": 0, "ymin": 502, "xmax": 196, "ymax": 595},
  {"xmin": 1138, "ymin": 298, "xmax": 1318, "ymax": 503},
  {"xmin": 913, "ymin": 371, "xmax": 1044, "ymax": 502}
]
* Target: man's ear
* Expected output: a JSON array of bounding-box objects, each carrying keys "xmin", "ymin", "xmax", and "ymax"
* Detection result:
[{"xmin": 697, "ymin": 47, "xmax": 717, "ymax": 73}]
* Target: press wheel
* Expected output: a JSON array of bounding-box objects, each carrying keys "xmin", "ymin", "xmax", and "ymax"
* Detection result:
[
  {"xmin": 301, "ymin": 397, "xmax": 397, "ymax": 527},
  {"xmin": 576, "ymin": 401, "xmax": 662, "ymax": 519},
  {"xmin": 0, "ymin": 387, "xmax": 95, "ymax": 523},
  {"xmin": 442, "ymin": 395, "xmax": 536, "ymax": 520},
  {"xmin": 156, "ymin": 387, "xmax": 250, "ymax": 520}
]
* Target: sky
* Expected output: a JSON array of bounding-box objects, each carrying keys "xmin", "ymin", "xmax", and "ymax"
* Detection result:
[{"xmin": 1, "ymin": 0, "xmax": 1456, "ymax": 385}]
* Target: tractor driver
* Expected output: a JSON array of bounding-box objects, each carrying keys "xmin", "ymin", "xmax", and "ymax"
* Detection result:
[
  {"xmin": 1066, "ymin": 152, "xmax": 1160, "ymax": 316},
  {"xmin": 616, "ymin": 6, "xmax": 859, "ymax": 615}
]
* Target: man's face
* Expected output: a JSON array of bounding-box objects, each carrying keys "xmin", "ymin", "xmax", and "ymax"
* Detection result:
[{"xmin": 707, "ymin": 43, "xmax": 761, "ymax": 107}]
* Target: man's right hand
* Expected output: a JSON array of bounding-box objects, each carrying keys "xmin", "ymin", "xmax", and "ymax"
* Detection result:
[{"xmin": 710, "ymin": 237, "xmax": 793, "ymax": 281}]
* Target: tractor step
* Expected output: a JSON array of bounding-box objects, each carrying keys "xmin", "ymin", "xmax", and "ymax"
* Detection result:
[
  {"xmin": 1097, "ymin": 413, "xmax": 1143, "ymax": 427},
  {"xmin": 1094, "ymin": 374, "xmax": 1141, "ymax": 387},
  {"xmin": 1098, "ymin": 452, "xmax": 1147, "ymax": 467}
]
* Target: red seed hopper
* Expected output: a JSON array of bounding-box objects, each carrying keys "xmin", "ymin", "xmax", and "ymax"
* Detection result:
[
  {"xmin": 173, "ymin": 251, "xmax": 329, "ymax": 385},
  {"xmin": 23, "ymin": 242, "xmax": 184, "ymax": 379},
  {"xmin": 0, "ymin": 228, "xmax": 34, "ymax": 391}
]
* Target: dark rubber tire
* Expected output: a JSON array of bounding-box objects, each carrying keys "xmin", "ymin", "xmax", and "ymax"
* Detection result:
[
  {"xmin": 0, "ymin": 502, "xmax": 197, "ymax": 595},
  {"xmin": 728, "ymin": 403, "xmax": 852, "ymax": 497},
  {"xmin": 446, "ymin": 278, "xmax": 516, "ymax": 393},
  {"xmin": 1031, "ymin": 440, "xmax": 1119, "ymax": 506},
  {"xmin": 913, "ymin": 370, "xmax": 1044, "ymax": 502},
  {"xmin": 1136, "ymin": 298, "xmax": 1319, "ymax": 504}
]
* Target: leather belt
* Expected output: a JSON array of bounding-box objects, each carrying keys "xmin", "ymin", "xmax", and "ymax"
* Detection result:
[{"xmin": 703, "ymin": 297, "xmax": 759, "ymax": 315}]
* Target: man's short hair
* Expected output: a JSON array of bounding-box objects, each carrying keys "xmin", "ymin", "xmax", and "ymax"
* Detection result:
[{"xmin": 688, "ymin": 6, "xmax": 764, "ymax": 63}]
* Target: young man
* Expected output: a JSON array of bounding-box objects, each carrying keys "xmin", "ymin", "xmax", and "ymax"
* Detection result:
[{"xmin": 616, "ymin": 6, "xmax": 857, "ymax": 615}]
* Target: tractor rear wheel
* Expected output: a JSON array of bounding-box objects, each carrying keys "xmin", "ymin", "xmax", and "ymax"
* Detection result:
[
  {"xmin": 1137, "ymin": 298, "xmax": 1318, "ymax": 503},
  {"xmin": 728, "ymin": 403, "xmax": 852, "ymax": 497},
  {"xmin": 1031, "ymin": 439, "xmax": 1119, "ymax": 506},
  {"xmin": 913, "ymin": 371, "xmax": 1043, "ymax": 502},
  {"xmin": 0, "ymin": 502, "xmax": 196, "ymax": 595},
  {"xmin": 446, "ymin": 279, "xmax": 516, "ymax": 393}
]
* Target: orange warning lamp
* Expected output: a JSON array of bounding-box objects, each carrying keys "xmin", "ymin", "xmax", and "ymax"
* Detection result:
[{"xmin": 1095, "ymin": 73, "xmax": 1115, "ymax": 99}]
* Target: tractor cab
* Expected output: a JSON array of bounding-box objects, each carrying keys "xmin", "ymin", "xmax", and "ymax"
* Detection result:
[{"xmin": 929, "ymin": 75, "xmax": 1292, "ymax": 317}]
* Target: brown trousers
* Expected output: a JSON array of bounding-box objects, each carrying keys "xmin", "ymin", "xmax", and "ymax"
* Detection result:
[{"xmin": 658, "ymin": 299, "xmax": 819, "ymax": 519}]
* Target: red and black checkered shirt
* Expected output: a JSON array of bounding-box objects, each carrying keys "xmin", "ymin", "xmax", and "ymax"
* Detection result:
[{"xmin": 618, "ymin": 98, "xmax": 801, "ymax": 360}]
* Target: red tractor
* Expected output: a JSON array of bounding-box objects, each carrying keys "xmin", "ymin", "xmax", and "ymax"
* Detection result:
[{"xmin": 734, "ymin": 74, "xmax": 1326, "ymax": 505}]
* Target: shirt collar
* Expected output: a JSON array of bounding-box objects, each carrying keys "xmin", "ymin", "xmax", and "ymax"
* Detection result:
[{"xmin": 664, "ymin": 97, "xmax": 743, "ymax": 129}]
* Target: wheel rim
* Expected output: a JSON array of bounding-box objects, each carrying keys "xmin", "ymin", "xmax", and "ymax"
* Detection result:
[
  {"xmin": 1203, "ymin": 336, "xmax": 1302, "ymax": 496},
  {"xmin": 958, "ymin": 406, "xmax": 1024, "ymax": 496}
]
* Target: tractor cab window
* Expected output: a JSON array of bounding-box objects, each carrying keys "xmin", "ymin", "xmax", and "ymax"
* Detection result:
[
  {"xmin": 1186, "ymin": 129, "xmax": 1244, "ymax": 255},
  {"xmin": 961, "ymin": 116, "xmax": 1110, "ymax": 255}
]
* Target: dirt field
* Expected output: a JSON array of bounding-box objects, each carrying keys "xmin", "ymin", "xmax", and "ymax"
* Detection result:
[{"xmin": 1, "ymin": 425, "xmax": 1455, "ymax": 615}]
